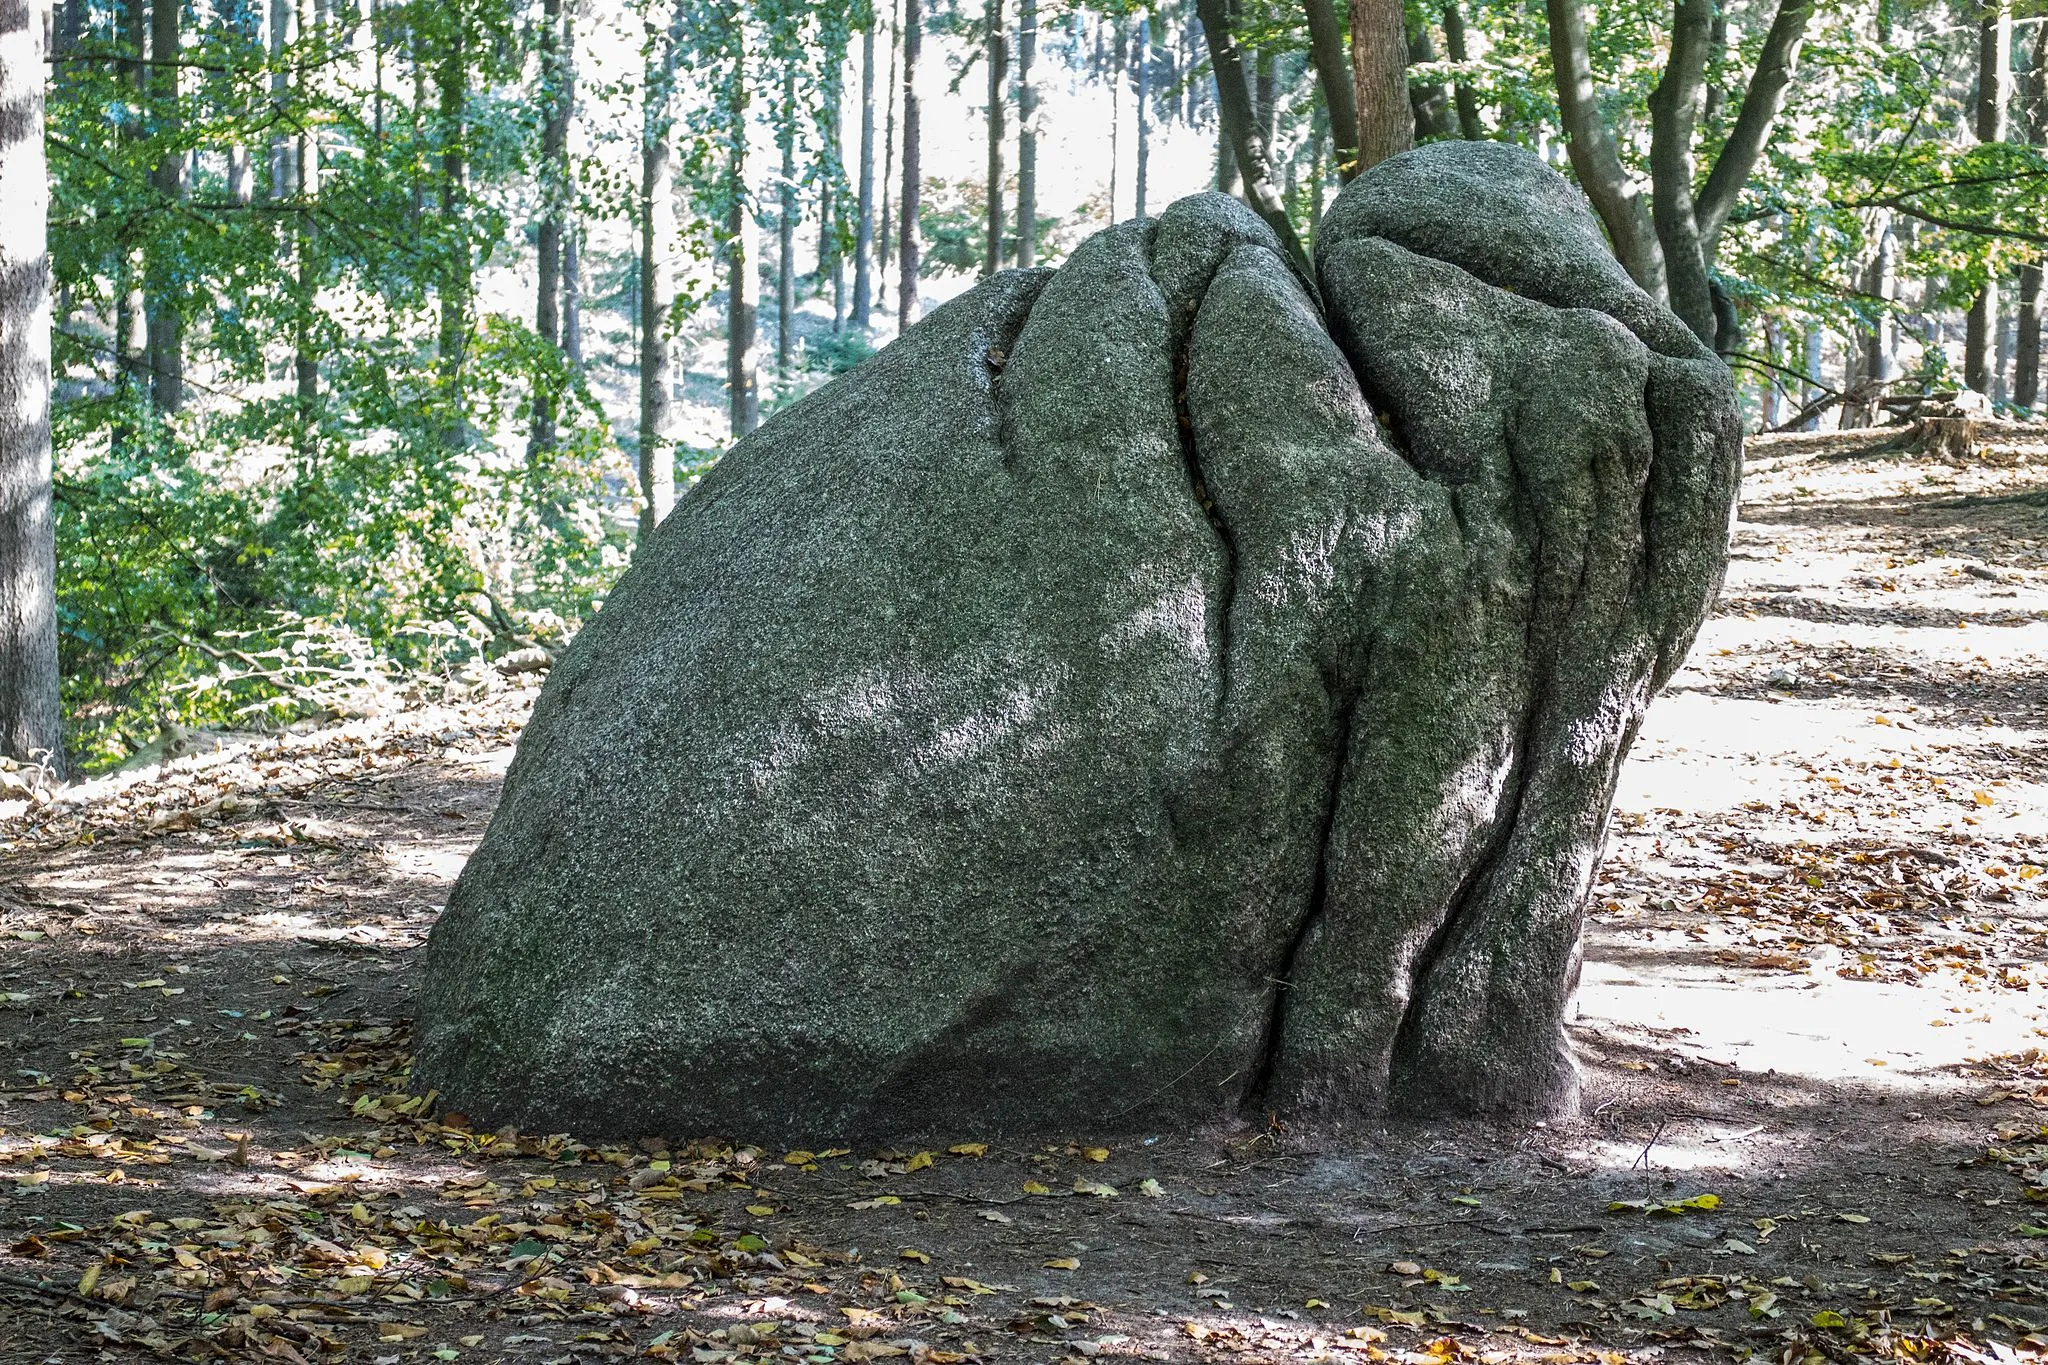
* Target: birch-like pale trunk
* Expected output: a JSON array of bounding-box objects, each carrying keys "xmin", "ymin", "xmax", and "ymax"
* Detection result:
[{"xmin": 0, "ymin": 0, "xmax": 61, "ymax": 772}]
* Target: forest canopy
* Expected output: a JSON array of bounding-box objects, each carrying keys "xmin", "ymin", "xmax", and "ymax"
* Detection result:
[{"xmin": 18, "ymin": 0, "xmax": 2048, "ymax": 769}]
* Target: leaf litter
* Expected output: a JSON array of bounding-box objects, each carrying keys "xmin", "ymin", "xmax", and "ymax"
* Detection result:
[{"xmin": 1, "ymin": 438, "xmax": 2048, "ymax": 1362}]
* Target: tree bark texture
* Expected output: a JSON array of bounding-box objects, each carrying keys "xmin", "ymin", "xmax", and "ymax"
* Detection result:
[
  {"xmin": 638, "ymin": 8, "xmax": 679, "ymax": 537},
  {"xmin": 0, "ymin": 0, "xmax": 61, "ymax": 773},
  {"xmin": 1302, "ymin": 0, "xmax": 1360, "ymax": 180},
  {"xmin": 292, "ymin": 0, "xmax": 318, "ymax": 448},
  {"xmin": 1196, "ymin": 0, "xmax": 1312, "ymax": 282},
  {"xmin": 985, "ymin": 0, "xmax": 1005, "ymax": 272},
  {"xmin": 1135, "ymin": 14, "xmax": 1150, "ymax": 221},
  {"xmin": 853, "ymin": 16, "xmax": 877, "ymax": 322},
  {"xmin": 1443, "ymin": 3, "xmax": 1482, "ymax": 140},
  {"xmin": 114, "ymin": 0, "xmax": 145, "ymax": 403},
  {"xmin": 1349, "ymin": 0, "xmax": 1411, "ymax": 170},
  {"xmin": 1016, "ymin": 0, "xmax": 1037, "ymax": 267},
  {"xmin": 1968, "ymin": 0, "xmax": 2011, "ymax": 394},
  {"xmin": 419, "ymin": 143, "xmax": 1741, "ymax": 1140},
  {"xmin": 1408, "ymin": 22, "xmax": 1452, "ymax": 140},
  {"xmin": 2018, "ymin": 263, "xmax": 2042, "ymax": 410},
  {"xmin": 726, "ymin": 12, "xmax": 759, "ymax": 440},
  {"xmin": 777, "ymin": 66, "xmax": 796, "ymax": 376},
  {"xmin": 898, "ymin": 0, "xmax": 921, "ymax": 328},
  {"xmin": 880, "ymin": 0, "xmax": 897, "ymax": 275},
  {"xmin": 146, "ymin": 0, "xmax": 183, "ymax": 413},
  {"xmin": 435, "ymin": 18, "xmax": 468, "ymax": 450}
]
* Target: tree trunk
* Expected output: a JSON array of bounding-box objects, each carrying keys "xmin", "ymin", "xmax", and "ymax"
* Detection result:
[
  {"xmin": 292, "ymin": 0, "xmax": 318, "ymax": 452},
  {"xmin": 1443, "ymin": 3, "xmax": 1482, "ymax": 140},
  {"xmin": 1016, "ymin": 0, "xmax": 1037, "ymax": 266},
  {"xmin": 2018, "ymin": 264, "xmax": 2042, "ymax": 410},
  {"xmin": 2018, "ymin": 24, "xmax": 2046, "ymax": 410},
  {"xmin": 0, "ymin": 0, "xmax": 61, "ymax": 773},
  {"xmin": 854, "ymin": 16, "xmax": 877, "ymax": 324},
  {"xmin": 726, "ymin": 8, "xmax": 759, "ymax": 439},
  {"xmin": 1647, "ymin": 0, "xmax": 1715, "ymax": 346},
  {"xmin": 640, "ymin": 6, "xmax": 680, "ymax": 536},
  {"xmin": 1110, "ymin": 19, "xmax": 1124, "ymax": 221},
  {"xmin": 777, "ymin": 66, "xmax": 796, "ymax": 377},
  {"xmin": 148, "ymin": 0, "xmax": 184, "ymax": 417},
  {"xmin": 564, "ymin": 220, "xmax": 583, "ymax": 368},
  {"xmin": 114, "ymin": 0, "xmax": 145, "ymax": 407},
  {"xmin": 1544, "ymin": 0, "xmax": 1661, "ymax": 296},
  {"xmin": 1349, "ymin": 0, "xmax": 1411, "ymax": 170},
  {"xmin": 532, "ymin": 0, "xmax": 570, "ymax": 453},
  {"xmin": 1302, "ymin": 0, "xmax": 1360, "ymax": 180},
  {"xmin": 1135, "ymin": 14, "xmax": 1150, "ymax": 220},
  {"xmin": 1864, "ymin": 214, "xmax": 1898, "ymax": 386},
  {"xmin": 270, "ymin": 0, "xmax": 294, "ymax": 199},
  {"xmin": 880, "ymin": 0, "xmax": 898, "ymax": 276},
  {"xmin": 1408, "ymin": 21, "xmax": 1452, "ymax": 140},
  {"xmin": 1254, "ymin": 44, "xmax": 1276, "ymax": 153},
  {"xmin": 1195, "ymin": 0, "xmax": 1312, "ymax": 281},
  {"xmin": 985, "ymin": 0, "xmax": 1005, "ymax": 272},
  {"xmin": 898, "ymin": 0, "xmax": 921, "ymax": 328},
  {"xmin": 436, "ymin": 17, "xmax": 468, "ymax": 441},
  {"xmin": 1967, "ymin": 0, "xmax": 2011, "ymax": 394},
  {"xmin": 537, "ymin": 0, "xmax": 567, "ymax": 352}
]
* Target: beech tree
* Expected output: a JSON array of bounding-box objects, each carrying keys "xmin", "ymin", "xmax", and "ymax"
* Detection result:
[{"xmin": 0, "ymin": 0, "xmax": 59, "ymax": 771}]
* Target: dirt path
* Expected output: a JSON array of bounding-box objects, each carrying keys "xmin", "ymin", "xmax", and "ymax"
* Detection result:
[{"xmin": 1, "ymin": 437, "xmax": 2045, "ymax": 1365}]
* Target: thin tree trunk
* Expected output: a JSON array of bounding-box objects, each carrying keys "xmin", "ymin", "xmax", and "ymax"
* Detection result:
[
  {"xmin": 532, "ymin": 0, "xmax": 570, "ymax": 453},
  {"xmin": 1864, "ymin": 215, "xmax": 1898, "ymax": 387},
  {"xmin": 537, "ymin": 0, "xmax": 566, "ymax": 351},
  {"xmin": 777, "ymin": 66, "xmax": 796, "ymax": 376},
  {"xmin": 854, "ymin": 17, "xmax": 877, "ymax": 325},
  {"xmin": 1647, "ymin": 0, "xmax": 1715, "ymax": 345},
  {"xmin": 726, "ymin": 8, "xmax": 759, "ymax": 438},
  {"xmin": 1349, "ymin": 0, "xmax": 1411, "ymax": 169},
  {"xmin": 1110, "ymin": 19, "xmax": 1123, "ymax": 221},
  {"xmin": 1967, "ymin": 0, "xmax": 2011, "ymax": 394},
  {"xmin": 1442, "ymin": 3, "xmax": 1481, "ymax": 140},
  {"xmin": 1195, "ymin": 0, "xmax": 1312, "ymax": 281},
  {"xmin": 371, "ymin": 0, "xmax": 384, "ymax": 140},
  {"xmin": 1302, "ymin": 0, "xmax": 1359, "ymax": 180},
  {"xmin": 1254, "ymin": 43, "xmax": 1275, "ymax": 151},
  {"xmin": 984, "ymin": 0, "xmax": 1005, "ymax": 272},
  {"xmin": 115, "ymin": 0, "xmax": 146, "ymax": 407},
  {"xmin": 1016, "ymin": 0, "xmax": 1037, "ymax": 266},
  {"xmin": 270, "ymin": 0, "xmax": 294, "ymax": 198},
  {"xmin": 640, "ymin": 5, "xmax": 680, "ymax": 535},
  {"xmin": 2018, "ymin": 264, "xmax": 2042, "ymax": 410},
  {"xmin": 1408, "ymin": 20, "xmax": 1452, "ymax": 139},
  {"xmin": 880, "ymin": 0, "xmax": 898, "ymax": 275},
  {"xmin": 2018, "ymin": 23, "xmax": 2046, "ymax": 409},
  {"xmin": 0, "ymin": 0, "xmax": 62, "ymax": 772},
  {"xmin": 564, "ymin": 219, "xmax": 583, "ymax": 367},
  {"xmin": 292, "ymin": 0, "xmax": 318, "ymax": 451},
  {"xmin": 436, "ymin": 20, "xmax": 468, "ymax": 436},
  {"xmin": 1135, "ymin": 12, "xmax": 1150, "ymax": 220},
  {"xmin": 898, "ymin": 0, "xmax": 921, "ymax": 328},
  {"xmin": 1546, "ymin": 0, "xmax": 1661, "ymax": 297}
]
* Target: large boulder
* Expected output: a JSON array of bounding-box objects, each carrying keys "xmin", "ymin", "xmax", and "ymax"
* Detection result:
[{"xmin": 417, "ymin": 141, "xmax": 1740, "ymax": 1140}]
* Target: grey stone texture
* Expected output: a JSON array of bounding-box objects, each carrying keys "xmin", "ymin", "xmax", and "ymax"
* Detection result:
[{"xmin": 417, "ymin": 140, "xmax": 1741, "ymax": 1139}]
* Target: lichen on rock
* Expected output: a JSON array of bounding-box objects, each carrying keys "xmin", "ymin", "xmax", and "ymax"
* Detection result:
[{"xmin": 417, "ymin": 141, "xmax": 1741, "ymax": 1140}]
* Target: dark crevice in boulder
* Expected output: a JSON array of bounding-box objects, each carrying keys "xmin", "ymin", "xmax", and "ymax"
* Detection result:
[
  {"xmin": 1246, "ymin": 681, "xmax": 1359, "ymax": 1111},
  {"xmin": 983, "ymin": 268, "xmax": 1055, "ymax": 474}
]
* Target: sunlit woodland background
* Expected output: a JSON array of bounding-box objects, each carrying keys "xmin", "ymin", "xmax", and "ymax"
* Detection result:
[{"xmin": 44, "ymin": 0, "xmax": 2043, "ymax": 769}]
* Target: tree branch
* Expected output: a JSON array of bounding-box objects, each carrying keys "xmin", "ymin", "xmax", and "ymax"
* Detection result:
[
  {"xmin": 1648, "ymin": 0, "xmax": 1717, "ymax": 345},
  {"xmin": 1302, "ymin": 0, "xmax": 1361, "ymax": 181},
  {"xmin": 1544, "ymin": 0, "xmax": 1665, "ymax": 297},
  {"xmin": 1196, "ymin": 0, "xmax": 1317, "ymax": 288},
  {"xmin": 1696, "ymin": 0, "xmax": 1815, "ymax": 254}
]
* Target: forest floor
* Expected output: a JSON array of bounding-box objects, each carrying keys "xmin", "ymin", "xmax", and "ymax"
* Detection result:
[{"xmin": 1, "ymin": 433, "xmax": 2047, "ymax": 1365}]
